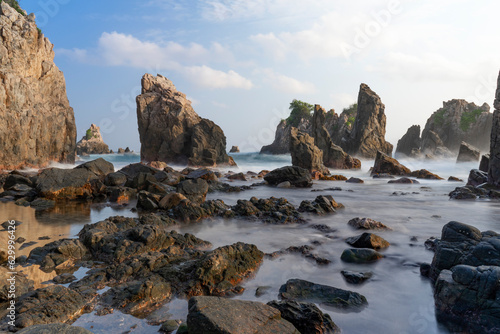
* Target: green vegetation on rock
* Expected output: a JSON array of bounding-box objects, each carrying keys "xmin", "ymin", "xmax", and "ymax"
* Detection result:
[
  {"xmin": 346, "ymin": 116, "xmax": 356, "ymax": 127},
  {"xmin": 460, "ymin": 109, "xmax": 483, "ymax": 132},
  {"xmin": 86, "ymin": 129, "xmax": 93, "ymax": 140},
  {"xmin": 286, "ymin": 99, "xmax": 313, "ymax": 127},
  {"xmin": 343, "ymin": 103, "xmax": 357, "ymax": 116},
  {"xmin": 433, "ymin": 108, "xmax": 446, "ymax": 126},
  {"xmin": 1, "ymin": 0, "xmax": 24, "ymax": 16}
]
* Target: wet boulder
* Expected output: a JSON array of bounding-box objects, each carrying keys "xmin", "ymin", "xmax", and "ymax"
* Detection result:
[
  {"xmin": 137, "ymin": 191, "xmax": 161, "ymax": 210},
  {"xmin": 341, "ymin": 270, "xmax": 373, "ymax": 285},
  {"xmin": 409, "ymin": 169, "xmax": 443, "ymax": 180},
  {"xmin": 35, "ymin": 168, "xmax": 98, "ymax": 200},
  {"xmin": 177, "ymin": 178, "xmax": 209, "ymax": 204},
  {"xmin": 467, "ymin": 169, "xmax": 488, "ymax": 187},
  {"xmin": 279, "ymin": 278, "xmax": 367, "ymax": 310},
  {"xmin": 267, "ymin": 300, "xmax": 341, "ymax": 334},
  {"xmin": 479, "ymin": 154, "xmax": 490, "ymax": 173},
  {"xmin": 371, "ymin": 151, "xmax": 410, "ymax": 176},
  {"xmin": 345, "ymin": 232, "xmax": 389, "ymax": 249},
  {"xmin": 28, "ymin": 239, "xmax": 88, "ymax": 271},
  {"xmin": 456, "ymin": 142, "xmax": 480, "ymax": 163},
  {"xmin": 388, "ymin": 177, "xmax": 420, "ymax": 184},
  {"xmin": 299, "ymin": 195, "xmax": 344, "ymax": 215},
  {"xmin": 449, "ymin": 185, "xmax": 487, "ymax": 200},
  {"xmin": 74, "ymin": 158, "xmax": 114, "ymax": 177},
  {"xmin": 348, "ymin": 217, "xmax": 391, "ymax": 230},
  {"xmin": 264, "ymin": 166, "xmax": 313, "ymax": 188},
  {"xmin": 187, "ymin": 296, "xmax": 299, "ymax": 334},
  {"xmin": 341, "ymin": 248, "xmax": 384, "ymax": 263}
]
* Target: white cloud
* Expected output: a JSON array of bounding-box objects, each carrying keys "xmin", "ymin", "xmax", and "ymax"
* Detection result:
[
  {"xmin": 260, "ymin": 69, "xmax": 316, "ymax": 94},
  {"xmin": 330, "ymin": 93, "xmax": 357, "ymax": 111},
  {"xmin": 57, "ymin": 32, "xmax": 252, "ymax": 90}
]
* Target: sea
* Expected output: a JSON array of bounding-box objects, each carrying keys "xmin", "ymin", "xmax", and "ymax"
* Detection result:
[{"xmin": 1, "ymin": 152, "xmax": 498, "ymax": 334}]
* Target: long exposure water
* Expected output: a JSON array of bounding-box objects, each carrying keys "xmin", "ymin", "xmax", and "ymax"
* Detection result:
[{"xmin": 1, "ymin": 152, "xmax": 497, "ymax": 333}]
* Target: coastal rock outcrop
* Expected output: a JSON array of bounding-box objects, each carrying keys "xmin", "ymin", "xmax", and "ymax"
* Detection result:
[
  {"xmin": 76, "ymin": 124, "xmax": 110, "ymax": 155},
  {"xmin": 0, "ymin": 2, "xmax": 76, "ymax": 169},
  {"xmin": 260, "ymin": 118, "xmax": 311, "ymax": 155},
  {"xmin": 312, "ymin": 105, "xmax": 361, "ymax": 169},
  {"xmin": 289, "ymin": 127, "xmax": 329, "ymax": 174},
  {"xmin": 395, "ymin": 125, "xmax": 421, "ymax": 157},
  {"xmin": 456, "ymin": 141, "xmax": 480, "ymax": 162},
  {"xmin": 421, "ymin": 99, "xmax": 492, "ymax": 153},
  {"xmin": 347, "ymin": 84, "xmax": 393, "ymax": 158},
  {"xmin": 136, "ymin": 74, "xmax": 235, "ymax": 167},
  {"xmin": 489, "ymin": 70, "xmax": 500, "ymax": 187}
]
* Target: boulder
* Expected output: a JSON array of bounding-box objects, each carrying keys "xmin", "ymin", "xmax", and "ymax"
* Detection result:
[
  {"xmin": 75, "ymin": 158, "xmax": 114, "ymax": 177},
  {"xmin": 388, "ymin": 177, "xmax": 420, "ymax": 184},
  {"xmin": 396, "ymin": 125, "xmax": 421, "ymax": 156},
  {"xmin": 260, "ymin": 118, "xmax": 311, "ymax": 155},
  {"xmin": 0, "ymin": 2, "xmax": 76, "ymax": 170},
  {"xmin": 341, "ymin": 248, "xmax": 384, "ymax": 263},
  {"xmin": 311, "ymin": 105, "xmax": 361, "ymax": 169},
  {"xmin": 408, "ymin": 169, "xmax": 443, "ymax": 180},
  {"xmin": 267, "ymin": 300, "xmax": 341, "ymax": 334},
  {"xmin": 347, "ymin": 217, "xmax": 391, "ymax": 230},
  {"xmin": 136, "ymin": 74, "xmax": 235, "ymax": 167},
  {"xmin": 456, "ymin": 142, "xmax": 480, "ymax": 162},
  {"xmin": 0, "ymin": 267, "xmax": 33, "ymax": 301},
  {"xmin": 264, "ymin": 166, "xmax": 312, "ymax": 188},
  {"xmin": 347, "ymin": 84, "xmax": 393, "ymax": 158},
  {"xmin": 345, "ymin": 232, "xmax": 390, "ymax": 249},
  {"xmin": 104, "ymin": 172, "xmax": 127, "ymax": 187},
  {"xmin": 158, "ymin": 192, "xmax": 188, "ymax": 210},
  {"xmin": 298, "ymin": 195, "xmax": 344, "ymax": 215},
  {"xmin": 229, "ymin": 146, "xmax": 240, "ymax": 153},
  {"xmin": 28, "ymin": 238, "xmax": 87, "ymax": 270},
  {"xmin": 371, "ymin": 151, "xmax": 410, "ymax": 176},
  {"xmin": 488, "ymin": 71, "xmax": 500, "ymax": 187},
  {"xmin": 187, "ymin": 296, "xmax": 299, "ymax": 334},
  {"xmin": 448, "ymin": 176, "xmax": 463, "ymax": 182},
  {"xmin": 35, "ymin": 168, "xmax": 97, "ymax": 200},
  {"xmin": 279, "ymin": 278, "xmax": 367, "ymax": 310},
  {"xmin": 177, "ymin": 178, "xmax": 209, "ymax": 204},
  {"xmin": 290, "ymin": 127, "xmax": 329, "ymax": 174},
  {"xmin": 76, "ymin": 124, "xmax": 110, "ymax": 155},
  {"xmin": 421, "ymin": 99, "xmax": 492, "ymax": 153},
  {"xmin": 467, "ymin": 169, "xmax": 488, "ymax": 187},
  {"xmin": 341, "ymin": 270, "xmax": 373, "ymax": 285},
  {"xmin": 480, "ymin": 154, "xmax": 490, "ymax": 173},
  {"xmin": 346, "ymin": 177, "xmax": 364, "ymax": 183}
]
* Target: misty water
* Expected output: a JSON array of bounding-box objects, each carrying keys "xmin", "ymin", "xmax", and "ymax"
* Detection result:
[{"xmin": 1, "ymin": 153, "xmax": 498, "ymax": 334}]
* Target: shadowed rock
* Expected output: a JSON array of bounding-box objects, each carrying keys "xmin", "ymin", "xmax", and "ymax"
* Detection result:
[{"xmin": 456, "ymin": 142, "xmax": 480, "ymax": 163}]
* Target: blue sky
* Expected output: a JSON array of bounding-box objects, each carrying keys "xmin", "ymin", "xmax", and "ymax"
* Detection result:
[{"xmin": 21, "ymin": 0, "xmax": 500, "ymax": 152}]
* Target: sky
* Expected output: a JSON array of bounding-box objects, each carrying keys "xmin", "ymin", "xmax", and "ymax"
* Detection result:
[{"xmin": 21, "ymin": 0, "xmax": 500, "ymax": 153}]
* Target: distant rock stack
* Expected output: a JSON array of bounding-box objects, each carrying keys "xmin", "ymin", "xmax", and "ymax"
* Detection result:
[
  {"xmin": 488, "ymin": 71, "xmax": 500, "ymax": 187},
  {"xmin": 136, "ymin": 74, "xmax": 235, "ymax": 167},
  {"xmin": 347, "ymin": 84, "xmax": 393, "ymax": 158},
  {"xmin": 76, "ymin": 124, "xmax": 110, "ymax": 155},
  {"xmin": 290, "ymin": 127, "xmax": 329, "ymax": 174},
  {"xmin": 395, "ymin": 125, "xmax": 421, "ymax": 157},
  {"xmin": 0, "ymin": 2, "xmax": 76, "ymax": 169},
  {"xmin": 260, "ymin": 118, "xmax": 311, "ymax": 155}
]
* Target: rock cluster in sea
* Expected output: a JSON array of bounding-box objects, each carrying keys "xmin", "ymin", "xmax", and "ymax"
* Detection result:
[
  {"xmin": 0, "ymin": 2, "xmax": 76, "ymax": 169},
  {"xmin": 76, "ymin": 124, "xmax": 110, "ymax": 155}
]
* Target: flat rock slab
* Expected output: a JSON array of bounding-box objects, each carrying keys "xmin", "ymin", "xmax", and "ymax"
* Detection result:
[
  {"xmin": 279, "ymin": 278, "xmax": 367, "ymax": 310},
  {"xmin": 187, "ymin": 296, "xmax": 299, "ymax": 334}
]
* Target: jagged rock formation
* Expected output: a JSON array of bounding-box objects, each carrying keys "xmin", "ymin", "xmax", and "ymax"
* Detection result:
[
  {"xmin": 289, "ymin": 127, "xmax": 329, "ymax": 174},
  {"xmin": 76, "ymin": 124, "xmax": 110, "ymax": 155},
  {"xmin": 347, "ymin": 84, "xmax": 393, "ymax": 158},
  {"xmin": 421, "ymin": 99, "xmax": 492, "ymax": 153},
  {"xmin": 260, "ymin": 118, "xmax": 311, "ymax": 155},
  {"xmin": 395, "ymin": 125, "xmax": 421, "ymax": 157},
  {"xmin": 489, "ymin": 71, "xmax": 500, "ymax": 187},
  {"xmin": 136, "ymin": 74, "xmax": 235, "ymax": 167},
  {"xmin": 456, "ymin": 142, "xmax": 480, "ymax": 163},
  {"xmin": 0, "ymin": 3, "xmax": 76, "ymax": 169},
  {"xmin": 311, "ymin": 105, "xmax": 360, "ymax": 169},
  {"xmin": 229, "ymin": 146, "xmax": 239, "ymax": 153}
]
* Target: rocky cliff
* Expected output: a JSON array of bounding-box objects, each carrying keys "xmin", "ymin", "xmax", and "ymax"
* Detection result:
[
  {"xmin": 395, "ymin": 125, "xmax": 421, "ymax": 157},
  {"xmin": 488, "ymin": 71, "xmax": 500, "ymax": 187},
  {"xmin": 260, "ymin": 118, "xmax": 311, "ymax": 155},
  {"xmin": 347, "ymin": 84, "xmax": 393, "ymax": 158},
  {"xmin": 76, "ymin": 124, "xmax": 110, "ymax": 155},
  {"xmin": 0, "ymin": 2, "xmax": 76, "ymax": 169},
  {"xmin": 421, "ymin": 99, "xmax": 492, "ymax": 153},
  {"xmin": 136, "ymin": 74, "xmax": 235, "ymax": 167}
]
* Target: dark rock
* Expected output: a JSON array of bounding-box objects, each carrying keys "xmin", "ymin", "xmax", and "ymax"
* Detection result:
[
  {"xmin": 264, "ymin": 166, "xmax": 312, "ymax": 188},
  {"xmin": 396, "ymin": 125, "xmax": 421, "ymax": 156},
  {"xmin": 35, "ymin": 168, "xmax": 98, "ymax": 200},
  {"xmin": 267, "ymin": 300, "xmax": 341, "ymax": 334},
  {"xmin": 311, "ymin": 105, "xmax": 360, "ymax": 169},
  {"xmin": 136, "ymin": 191, "xmax": 161, "ymax": 210},
  {"xmin": 229, "ymin": 146, "xmax": 240, "ymax": 153},
  {"xmin": 299, "ymin": 195, "xmax": 344, "ymax": 215},
  {"xmin": 467, "ymin": 169, "xmax": 488, "ymax": 187},
  {"xmin": 136, "ymin": 74, "xmax": 236, "ymax": 167},
  {"xmin": 290, "ymin": 127, "xmax": 329, "ymax": 174},
  {"xmin": 347, "ymin": 217, "xmax": 391, "ymax": 230},
  {"xmin": 119, "ymin": 163, "xmax": 160, "ymax": 179},
  {"xmin": 388, "ymin": 177, "xmax": 420, "ymax": 184},
  {"xmin": 29, "ymin": 198, "xmax": 55, "ymax": 210},
  {"xmin": 260, "ymin": 118, "xmax": 311, "ymax": 155},
  {"xmin": 227, "ymin": 172, "xmax": 247, "ymax": 181},
  {"xmin": 341, "ymin": 270, "xmax": 373, "ymax": 285},
  {"xmin": 345, "ymin": 232, "xmax": 390, "ymax": 249},
  {"xmin": 409, "ymin": 169, "xmax": 443, "ymax": 180},
  {"xmin": 0, "ymin": 267, "xmax": 33, "ymax": 301},
  {"xmin": 160, "ymin": 320, "xmax": 181, "ymax": 333},
  {"xmin": 489, "ymin": 72, "xmax": 500, "ymax": 187},
  {"xmin": 255, "ymin": 286, "xmax": 272, "ymax": 297},
  {"xmin": 341, "ymin": 248, "xmax": 383, "ymax": 263},
  {"xmin": 53, "ymin": 273, "xmax": 77, "ymax": 284},
  {"xmin": 346, "ymin": 177, "xmax": 364, "ymax": 183},
  {"xmin": 347, "ymin": 84, "xmax": 393, "ymax": 158},
  {"xmin": 480, "ymin": 154, "xmax": 490, "ymax": 173},
  {"xmin": 279, "ymin": 278, "xmax": 367, "ymax": 310},
  {"xmin": 104, "ymin": 172, "xmax": 127, "ymax": 187},
  {"xmin": 456, "ymin": 141, "xmax": 480, "ymax": 162},
  {"xmin": 75, "ymin": 158, "xmax": 114, "ymax": 177},
  {"xmin": 15, "ymin": 285, "xmax": 93, "ymax": 329},
  {"xmin": 107, "ymin": 186, "xmax": 136, "ymax": 203},
  {"xmin": 186, "ymin": 168, "xmax": 218, "ymax": 181},
  {"xmin": 17, "ymin": 324, "xmax": 93, "ymax": 334},
  {"xmin": 371, "ymin": 151, "xmax": 410, "ymax": 176},
  {"xmin": 449, "ymin": 186, "xmax": 486, "ymax": 199},
  {"xmin": 177, "ymin": 178, "xmax": 209, "ymax": 204},
  {"xmin": 28, "ymin": 238, "xmax": 87, "ymax": 271},
  {"xmin": 4, "ymin": 174, "xmax": 33, "ymax": 190},
  {"xmin": 448, "ymin": 176, "xmax": 463, "ymax": 182},
  {"xmin": 187, "ymin": 296, "xmax": 299, "ymax": 334}
]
